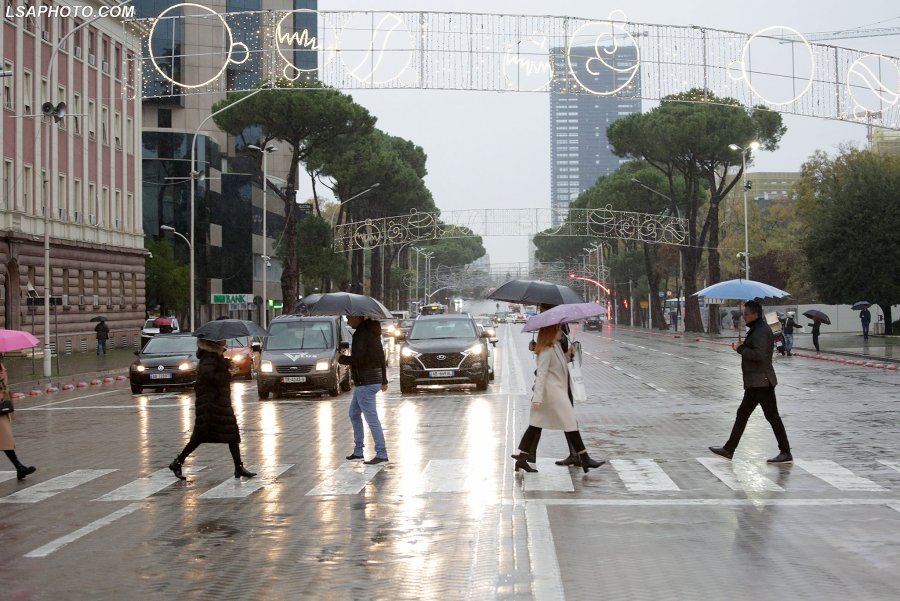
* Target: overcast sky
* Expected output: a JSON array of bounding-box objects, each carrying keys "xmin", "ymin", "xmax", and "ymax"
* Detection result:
[{"xmin": 321, "ymin": 1, "xmax": 900, "ymax": 264}]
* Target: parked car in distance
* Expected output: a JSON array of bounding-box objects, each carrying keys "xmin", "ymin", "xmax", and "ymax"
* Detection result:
[
  {"xmin": 493, "ymin": 312, "xmax": 509, "ymax": 324},
  {"xmin": 512, "ymin": 314, "xmax": 527, "ymax": 324},
  {"xmin": 257, "ymin": 315, "xmax": 352, "ymax": 399},
  {"xmin": 140, "ymin": 316, "xmax": 181, "ymax": 348},
  {"xmin": 475, "ymin": 316, "xmax": 498, "ymax": 345},
  {"xmin": 129, "ymin": 334, "xmax": 198, "ymax": 394},
  {"xmin": 394, "ymin": 318, "xmax": 415, "ymax": 341},
  {"xmin": 398, "ymin": 314, "xmax": 491, "ymax": 393},
  {"xmin": 584, "ymin": 316, "xmax": 603, "ymax": 331},
  {"xmin": 223, "ymin": 336, "xmax": 261, "ymax": 380},
  {"xmin": 475, "ymin": 323, "xmax": 496, "ymax": 381}
]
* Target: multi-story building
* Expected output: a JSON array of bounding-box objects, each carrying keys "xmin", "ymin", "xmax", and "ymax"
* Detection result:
[
  {"xmin": 872, "ymin": 128, "xmax": 900, "ymax": 155},
  {"xmin": 138, "ymin": 0, "xmax": 316, "ymax": 327},
  {"xmin": 549, "ymin": 45, "xmax": 641, "ymax": 225},
  {"xmin": 1, "ymin": 1, "xmax": 144, "ymax": 354}
]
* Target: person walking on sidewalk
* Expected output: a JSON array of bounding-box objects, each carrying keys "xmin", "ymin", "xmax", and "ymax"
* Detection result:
[
  {"xmin": 709, "ymin": 300, "xmax": 792, "ymax": 464},
  {"xmin": 0, "ymin": 357, "xmax": 37, "ymax": 480},
  {"xmin": 511, "ymin": 324, "xmax": 604, "ymax": 474},
  {"xmin": 860, "ymin": 307, "xmax": 872, "ymax": 340},
  {"xmin": 781, "ymin": 311, "xmax": 802, "ymax": 356},
  {"xmin": 94, "ymin": 320, "xmax": 110, "ymax": 355},
  {"xmin": 168, "ymin": 337, "xmax": 256, "ymax": 480},
  {"xmin": 808, "ymin": 320, "xmax": 822, "ymax": 353},
  {"xmin": 340, "ymin": 315, "xmax": 389, "ymax": 465}
]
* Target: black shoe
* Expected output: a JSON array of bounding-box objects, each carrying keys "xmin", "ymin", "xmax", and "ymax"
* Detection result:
[
  {"xmin": 526, "ymin": 453, "xmax": 537, "ymax": 463},
  {"xmin": 767, "ymin": 452, "xmax": 793, "ymax": 464},
  {"xmin": 168, "ymin": 459, "xmax": 186, "ymax": 480},
  {"xmin": 709, "ymin": 446, "xmax": 734, "ymax": 460},
  {"xmin": 554, "ymin": 454, "xmax": 582, "ymax": 467},
  {"xmin": 345, "ymin": 454, "xmax": 364, "ymax": 460},
  {"xmin": 16, "ymin": 465, "xmax": 36, "ymax": 480},
  {"xmin": 511, "ymin": 454, "xmax": 537, "ymax": 473},
  {"xmin": 234, "ymin": 464, "xmax": 257, "ymax": 478},
  {"xmin": 578, "ymin": 454, "xmax": 605, "ymax": 473},
  {"xmin": 364, "ymin": 456, "xmax": 388, "ymax": 465}
]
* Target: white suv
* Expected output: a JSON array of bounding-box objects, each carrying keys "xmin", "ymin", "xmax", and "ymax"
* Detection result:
[{"xmin": 141, "ymin": 317, "xmax": 181, "ymax": 347}]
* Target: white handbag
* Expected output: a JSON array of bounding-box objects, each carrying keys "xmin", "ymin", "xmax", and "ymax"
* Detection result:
[{"xmin": 567, "ymin": 341, "xmax": 587, "ymax": 402}]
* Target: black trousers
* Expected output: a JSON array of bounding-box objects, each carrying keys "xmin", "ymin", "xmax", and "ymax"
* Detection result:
[
  {"xmin": 812, "ymin": 332, "xmax": 820, "ymax": 352},
  {"xmin": 518, "ymin": 426, "xmax": 586, "ymax": 456},
  {"xmin": 178, "ymin": 440, "xmax": 242, "ymax": 467},
  {"xmin": 724, "ymin": 386, "xmax": 791, "ymax": 454}
]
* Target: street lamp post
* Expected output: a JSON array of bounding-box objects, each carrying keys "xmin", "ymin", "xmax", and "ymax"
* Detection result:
[
  {"xmin": 728, "ymin": 142, "xmax": 759, "ymax": 280},
  {"xmin": 423, "ymin": 251, "xmax": 434, "ymax": 301},
  {"xmin": 329, "ymin": 182, "xmax": 381, "ymax": 226},
  {"xmin": 248, "ymin": 144, "xmax": 277, "ymax": 328}
]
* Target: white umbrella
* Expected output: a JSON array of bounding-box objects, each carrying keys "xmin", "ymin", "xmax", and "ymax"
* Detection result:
[{"xmin": 693, "ymin": 279, "xmax": 791, "ymax": 342}]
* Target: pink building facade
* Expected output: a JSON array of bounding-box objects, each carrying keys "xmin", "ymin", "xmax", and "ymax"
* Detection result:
[{"xmin": 1, "ymin": 1, "xmax": 144, "ymax": 354}]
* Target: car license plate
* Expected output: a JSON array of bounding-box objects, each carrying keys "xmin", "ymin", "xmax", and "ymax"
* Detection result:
[
  {"xmin": 429, "ymin": 370, "xmax": 454, "ymax": 378},
  {"xmin": 281, "ymin": 376, "xmax": 307, "ymax": 383},
  {"xmin": 149, "ymin": 372, "xmax": 171, "ymax": 380}
]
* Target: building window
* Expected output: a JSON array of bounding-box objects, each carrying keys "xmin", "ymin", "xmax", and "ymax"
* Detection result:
[
  {"xmin": 23, "ymin": 70, "xmax": 33, "ymax": 114},
  {"xmin": 23, "ymin": 165, "xmax": 33, "ymax": 212},
  {"xmin": 88, "ymin": 183, "xmax": 96, "ymax": 223},
  {"xmin": 58, "ymin": 13, "xmax": 67, "ymax": 43},
  {"xmin": 101, "ymin": 106, "xmax": 108, "ymax": 145},
  {"xmin": 101, "ymin": 187, "xmax": 109, "ymax": 225},
  {"xmin": 73, "ymin": 20, "xmax": 82, "ymax": 58},
  {"xmin": 157, "ymin": 109, "xmax": 171, "ymax": 128},
  {"xmin": 114, "ymin": 189, "xmax": 121, "ymax": 228},
  {"xmin": 2, "ymin": 62, "xmax": 12, "ymax": 109},
  {"xmin": 23, "ymin": 1, "xmax": 35, "ymax": 32},
  {"xmin": 3, "ymin": 159, "xmax": 12, "ymax": 209},
  {"xmin": 88, "ymin": 100, "xmax": 95, "ymax": 138},
  {"xmin": 41, "ymin": 3, "xmax": 51, "ymax": 39},
  {"xmin": 74, "ymin": 179, "xmax": 82, "ymax": 220},
  {"xmin": 88, "ymin": 30, "xmax": 96, "ymax": 65},
  {"xmin": 126, "ymin": 117, "xmax": 133, "ymax": 153},
  {"xmin": 114, "ymin": 112, "xmax": 121, "ymax": 148},
  {"xmin": 72, "ymin": 93, "xmax": 81, "ymax": 134},
  {"xmin": 101, "ymin": 39, "xmax": 109, "ymax": 72},
  {"xmin": 127, "ymin": 193, "xmax": 133, "ymax": 229},
  {"xmin": 58, "ymin": 174, "xmax": 67, "ymax": 219},
  {"xmin": 114, "ymin": 45, "xmax": 121, "ymax": 79},
  {"xmin": 4, "ymin": 0, "xmax": 14, "ymax": 22}
]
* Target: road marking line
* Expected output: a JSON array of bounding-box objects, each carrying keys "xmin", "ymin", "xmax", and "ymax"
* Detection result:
[
  {"xmin": 24, "ymin": 503, "xmax": 142, "ymax": 558},
  {"xmin": 0, "ymin": 470, "xmax": 18, "ymax": 483},
  {"xmin": 889, "ymin": 503, "xmax": 900, "ymax": 514},
  {"xmin": 305, "ymin": 463, "xmax": 384, "ymax": 496},
  {"xmin": 420, "ymin": 459, "xmax": 471, "ymax": 493},
  {"xmin": 93, "ymin": 467, "xmax": 207, "ymax": 501},
  {"xmin": 794, "ymin": 459, "xmax": 888, "ymax": 491},
  {"xmin": 23, "ymin": 390, "xmax": 119, "ymax": 409},
  {"xmin": 0, "ymin": 469, "xmax": 117, "ymax": 504},
  {"xmin": 696, "ymin": 457, "xmax": 784, "ymax": 492},
  {"xmin": 611, "ymin": 459, "xmax": 680, "ymax": 491},
  {"xmin": 524, "ymin": 498, "xmax": 900, "ymax": 507},
  {"xmin": 695, "ymin": 360, "xmax": 710, "ymax": 365},
  {"xmin": 200, "ymin": 464, "xmax": 293, "ymax": 499},
  {"xmin": 21, "ymin": 404, "xmax": 183, "ymax": 410},
  {"xmin": 645, "ymin": 383, "xmax": 667, "ymax": 393},
  {"xmin": 601, "ymin": 360, "xmax": 611, "ymax": 366},
  {"xmin": 879, "ymin": 460, "xmax": 900, "ymax": 474},
  {"xmin": 525, "ymin": 502, "xmax": 565, "ymax": 600},
  {"xmin": 624, "ymin": 373, "xmax": 641, "ymax": 380},
  {"xmin": 612, "ymin": 366, "xmax": 623, "ymax": 371},
  {"xmin": 521, "ymin": 460, "xmax": 575, "ymax": 492}
]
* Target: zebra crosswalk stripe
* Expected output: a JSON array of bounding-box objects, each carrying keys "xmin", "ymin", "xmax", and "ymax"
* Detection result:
[
  {"xmin": 93, "ymin": 467, "xmax": 207, "ymax": 502},
  {"xmin": 0, "ymin": 471, "xmax": 17, "ymax": 484},
  {"xmin": 611, "ymin": 459, "xmax": 680, "ymax": 492},
  {"xmin": 794, "ymin": 459, "xmax": 888, "ymax": 491},
  {"xmin": 305, "ymin": 463, "xmax": 385, "ymax": 496},
  {"xmin": 521, "ymin": 460, "xmax": 575, "ymax": 492},
  {"xmin": 0, "ymin": 470, "xmax": 117, "ymax": 504},
  {"xmin": 696, "ymin": 458, "xmax": 784, "ymax": 492},
  {"xmin": 199, "ymin": 464, "xmax": 293, "ymax": 499}
]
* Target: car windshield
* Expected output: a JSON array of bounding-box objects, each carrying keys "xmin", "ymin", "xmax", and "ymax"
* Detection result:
[
  {"xmin": 225, "ymin": 337, "xmax": 249, "ymax": 348},
  {"xmin": 266, "ymin": 321, "xmax": 333, "ymax": 350},
  {"xmin": 143, "ymin": 319, "xmax": 156, "ymax": 329},
  {"xmin": 142, "ymin": 336, "xmax": 196, "ymax": 354},
  {"xmin": 399, "ymin": 319, "xmax": 414, "ymax": 328},
  {"xmin": 410, "ymin": 319, "xmax": 476, "ymax": 340}
]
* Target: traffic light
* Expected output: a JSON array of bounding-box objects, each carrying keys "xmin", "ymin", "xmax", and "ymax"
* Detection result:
[{"xmin": 568, "ymin": 272, "xmax": 576, "ymax": 279}]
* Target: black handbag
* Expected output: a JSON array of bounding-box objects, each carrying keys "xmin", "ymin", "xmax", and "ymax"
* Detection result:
[{"xmin": 0, "ymin": 398, "xmax": 14, "ymax": 415}]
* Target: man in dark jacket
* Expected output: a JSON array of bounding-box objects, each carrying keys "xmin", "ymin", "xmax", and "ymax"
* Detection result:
[
  {"xmin": 339, "ymin": 316, "xmax": 389, "ymax": 464},
  {"xmin": 709, "ymin": 299, "xmax": 792, "ymax": 463},
  {"xmin": 781, "ymin": 311, "xmax": 802, "ymax": 356},
  {"xmin": 94, "ymin": 320, "xmax": 109, "ymax": 355}
]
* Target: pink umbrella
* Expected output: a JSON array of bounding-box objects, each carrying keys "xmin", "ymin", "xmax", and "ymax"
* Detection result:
[
  {"xmin": 522, "ymin": 303, "xmax": 608, "ymax": 332},
  {"xmin": 152, "ymin": 317, "xmax": 172, "ymax": 327},
  {"xmin": 0, "ymin": 329, "xmax": 41, "ymax": 353}
]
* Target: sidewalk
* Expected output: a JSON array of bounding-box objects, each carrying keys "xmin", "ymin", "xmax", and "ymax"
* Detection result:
[{"xmin": 4, "ymin": 348, "xmax": 135, "ymax": 393}]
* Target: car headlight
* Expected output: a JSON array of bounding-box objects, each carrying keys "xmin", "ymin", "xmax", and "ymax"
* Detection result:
[
  {"xmin": 231, "ymin": 353, "xmax": 245, "ymax": 363},
  {"xmin": 135, "ymin": 364, "xmax": 145, "ymax": 372},
  {"xmin": 260, "ymin": 361, "xmax": 273, "ymax": 373},
  {"xmin": 400, "ymin": 346, "xmax": 419, "ymax": 358},
  {"xmin": 467, "ymin": 344, "xmax": 483, "ymax": 355},
  {"xmin": 315, "ymin": 360, "xmax": 330, "ymax": 371},
  {"xmin": 178, "ymin": 362, "xmax": 191, "ymax": 371}
]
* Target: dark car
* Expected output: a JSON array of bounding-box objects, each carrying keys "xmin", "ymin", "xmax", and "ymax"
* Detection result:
[
  {"xmin": 257, "ymin": 316, "xmax": 352, "ymax": 399},
  {"xmin": 129, "ymin": 334, "xmax": 199, "ymax": 394},
  {"xmin": 584, "ymin": 316, "xmax": 603, "ymax": 331},
  {"xmin": 398, "ymin": 314, "xmax": 491, "ymax": 393},
  {"xmin": 394, "ymin": 318, "xmax": 415, "ymax": 341}
]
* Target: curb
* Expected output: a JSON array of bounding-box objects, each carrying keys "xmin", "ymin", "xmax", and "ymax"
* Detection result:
[{"xmin": 792, "ymin": 351, "xmax": 898, "ymax": 370}]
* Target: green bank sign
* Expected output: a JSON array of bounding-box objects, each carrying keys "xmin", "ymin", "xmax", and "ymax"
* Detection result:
[{"xmin": 211, "ymin": 293, "xmax": 254, "ymax": 304}]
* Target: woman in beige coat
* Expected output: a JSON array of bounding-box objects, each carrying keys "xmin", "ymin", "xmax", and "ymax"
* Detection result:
[
  {"xmin": 511, "ymin": 324, "xmax": 604, "ymax": 474},
  {"xmin": 0, "ymin": 358, "xmax": 37, "ymax": 480}
]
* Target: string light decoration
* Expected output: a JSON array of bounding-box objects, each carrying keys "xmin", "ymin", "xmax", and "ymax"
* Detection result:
[
  {"xmin": 333, "ymin": 207, "xmax": 688, "ymax": 252},
  {"xmin": 127, "ymin": 9, "xmax": 900, "ymax": 130}
]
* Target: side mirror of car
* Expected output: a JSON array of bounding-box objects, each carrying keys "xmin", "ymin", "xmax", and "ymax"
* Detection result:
[
  {"xmin": 490, "ymin": 337, "xmax": 498, "ymax": 345},
  {"xmin": 251, "ymin": 342, "xmax": 261, "ymax": 352},
  {"xmin": 339, "ymin": 341, "xmax": 350, "ymax": 350},
  {"xmin": 480, "ymin": 331, "xmax": 491, "ymax": 339}
]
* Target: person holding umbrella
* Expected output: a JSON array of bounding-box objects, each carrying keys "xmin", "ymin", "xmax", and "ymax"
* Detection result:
[
  {"xmin": 168, "ymin": 324, "xmax": 259, "ymax": 480},
  {"xmin": 859, "ymin": 305, "xmax": 872, "ymax": 340},
  {"xmin": 709, "ymin": 299, "xmax": 792, "ymax": 464},
  {"xmin": 511, "ymin": 323, "xmax": 604, "ymax": 474},
  {"xmin": 802, "ymin": 309, "xmax": 830, "ymax": 354},
  {"xmin": 1, "ymin": 355, "xmax": 37, "ymax": 480},
  {"xmin": 94, "ymin": 318, "xmax": 110, "ymax": 355}
]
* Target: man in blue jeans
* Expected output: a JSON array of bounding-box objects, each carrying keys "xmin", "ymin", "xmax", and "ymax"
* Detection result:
[{"xmin": 339, "ymin": 315, "xmax": 389, "ymax": 464}]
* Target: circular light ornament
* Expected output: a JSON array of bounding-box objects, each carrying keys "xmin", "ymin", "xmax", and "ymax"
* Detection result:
[
  {"xmin": 847, "ymin": 54, "xmax": 900, "ymax": 116},
  {"xmin": 503, "ymin": 35, "xmax": 553, "ymax": 92},
  {"xmin": 274, "ymin": 8, "xmax": 323, "ymax": 81},
  {"xmin": 566, "ymin": 10, "xmax": 640, "ymax": 96},
  {"xmin": 728, "ymin": 26, "xmax": 815, "ymax": 106},
  {"xmin": 337, "ymin": 12, "xmax": 415, "ymax": 86},
  {"xmin": 149, "ymin": 3, "xmax": 249, "ymax": 90}
]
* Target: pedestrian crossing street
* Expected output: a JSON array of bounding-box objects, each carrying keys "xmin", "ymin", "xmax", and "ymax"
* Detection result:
[{"xmin": 3, "ymin": 458, "xmax": 900, "ymax": 505}]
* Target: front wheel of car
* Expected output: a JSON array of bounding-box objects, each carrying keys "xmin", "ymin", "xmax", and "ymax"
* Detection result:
[
  {"xmin": 258, "ymin": 384, "xmax": 271, "ymax": 400},
  {"xmin": 328, "ymin": 368, "xmax": 340, "ymax": 397},
  {"xmin": 130, "ymin": 383, "xmax": 142, "ymax": 394},
  {"xmin": 400, "ymin": 377, "xmax": 415, "ymax": 394},
  {"xmin": 340, "ymin": 370, "xmax": 352, "ymax": 392},
  {"xmin": 475, "ymin": 371, "xmax": 488, "ymax": 391}
]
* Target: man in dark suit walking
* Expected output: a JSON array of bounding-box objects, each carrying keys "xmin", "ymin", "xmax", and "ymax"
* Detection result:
[{"xmin": 709, "ymin": 299, "xmax": 792, "ymax": 464}]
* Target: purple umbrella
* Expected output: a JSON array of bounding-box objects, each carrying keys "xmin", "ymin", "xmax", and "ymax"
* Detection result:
[{"xmin": 522, "ymin": 303, "xmax": 607, "ymax": 332}]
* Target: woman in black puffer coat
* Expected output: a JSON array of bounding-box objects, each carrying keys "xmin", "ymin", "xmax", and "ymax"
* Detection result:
[{"xmin": 168, "ymin": 338, "xmax": 256, "ymax": 480}]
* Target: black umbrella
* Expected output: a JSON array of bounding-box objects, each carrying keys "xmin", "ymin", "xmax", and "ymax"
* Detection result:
[
  {"xmin": 803, "ymin": 309, "xmax": 831, "ymax": 325},
  {"xmin": 89, "ymin": 315, "xmax": 108, "ymax": 322},
  {"xmin": 852, "ymin": 300, "xmax": 871, "ymax": 311},
  {"xmin": 193, "ymin": 319, "xmax": 269, "ymax": 340},
  {"xmin": 297, "ymin": 292, "xmax": 392, "ymax": 320},
  {"xmin": 487, "ymin": 279, "xmax": 584, "ymax": 306}
]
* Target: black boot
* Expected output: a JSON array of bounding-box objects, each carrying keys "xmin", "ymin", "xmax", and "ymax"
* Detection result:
[
  {"xmin": 578, "ymin": 453, "xmax": 605, "ymax": 473},
  {"xmin": 555, "ymin": 454, "xmax": 582, "ymax": 467},
  {"xmin": 168, "ymin": 459, "xmax": 186, "ymax": 480},
  {"xmin": 16, "ymin": 465, "xmax": 36, "ymax": 480},
  {"xmin": 234, "ymin": 463, "xmax": 257, "ymax": 478},
  {"xmin": 511, "ymin": 453, "xmax": 537, "ymax": 473}
]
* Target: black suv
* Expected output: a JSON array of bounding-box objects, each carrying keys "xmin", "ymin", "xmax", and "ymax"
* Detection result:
[
  {"xmin": 584, "ymin": 315, "xmax": 603, "ymax": 331},
  {"xmin": 398, "ymin": 314, "xmax": 491, "ymax": 393},
  {"xmin": 257, "ymin": 316, "xmax": 352, "ymax": 399}
]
